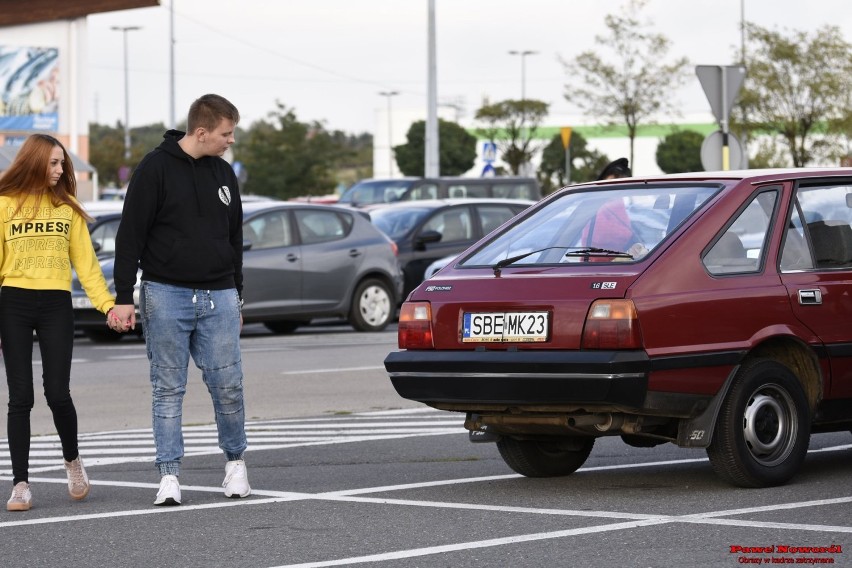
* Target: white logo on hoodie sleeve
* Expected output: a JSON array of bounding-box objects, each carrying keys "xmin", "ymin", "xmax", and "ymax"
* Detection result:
[{"xmin": 218, "ymin": 186, "xmax": 231, "ymax": 205}]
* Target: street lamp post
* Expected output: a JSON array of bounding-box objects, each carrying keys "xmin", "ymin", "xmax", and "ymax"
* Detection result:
[
  {"xmin": 508, "ymin": 49, "xmax": 538, "ymax": 101},
  {"xmin": 111, "ymin": 25, "xmax": 142, "ymax": 161},
  {"xmin": 379, "ymin": 91, "xmax": 399, "ymax": 177}
]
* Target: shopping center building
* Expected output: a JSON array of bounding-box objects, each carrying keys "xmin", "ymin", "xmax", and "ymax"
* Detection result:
[{"xmin": 0, "ymin": 0, "xmax": 156, "ymax": 199}]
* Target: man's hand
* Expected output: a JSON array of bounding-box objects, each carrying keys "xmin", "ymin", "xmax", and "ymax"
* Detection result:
[{"xmin": 111, "ymin": 304, "xmax": 137, "ymax": 331}]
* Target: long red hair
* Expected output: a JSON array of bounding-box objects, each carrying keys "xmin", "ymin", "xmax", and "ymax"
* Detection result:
[{"xmin": 0, "ymin": 134, "xmax": 90, "ymax": 221}]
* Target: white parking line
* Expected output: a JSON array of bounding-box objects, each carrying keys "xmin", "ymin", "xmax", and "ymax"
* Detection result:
[{"xmin": 269, "ymin": 519, "xmax": 674, "ymax": 568}]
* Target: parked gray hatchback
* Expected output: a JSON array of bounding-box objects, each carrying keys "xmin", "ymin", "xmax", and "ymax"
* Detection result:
[{"xmin": 72, "ymin": 201, "xmax": 404, "ymax": 340}]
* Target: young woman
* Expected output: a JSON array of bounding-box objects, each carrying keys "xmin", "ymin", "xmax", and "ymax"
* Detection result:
[{"xmin": 0, "ymin": 134, "xmax": 122, "ymax": 511}]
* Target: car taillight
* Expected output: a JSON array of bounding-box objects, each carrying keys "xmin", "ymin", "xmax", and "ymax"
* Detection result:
[
  {"xmin": 398, "ymin": 301, "xmax": 433, "ymax": 349},
  {"xmin": 581, "ymin": 299, "xmax": 642, "ymax": 349},
  {"xmin": 381, "ymin": 234, "xmax": 399, "ymax": 256}
]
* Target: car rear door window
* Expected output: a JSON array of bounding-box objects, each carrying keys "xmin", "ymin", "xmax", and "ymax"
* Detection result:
[
  {"xmin": 295, "ymin": 209, "xmax": 349, "ymax": 245},
  {"xmin": 422, "ymin": 207, "xmax": 472, "ymax": 242}
]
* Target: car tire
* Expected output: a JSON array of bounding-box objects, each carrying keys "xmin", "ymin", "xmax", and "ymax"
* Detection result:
[
  {"xmin": 84, "ymin": 329, "xmax": 124, "ymax": 343},
  {"xmin": 349, "ymin": 278, "xmax": 393, "ymax": 332},
  {"xmin": 263, "ymin": 321, "xmax": 302, "ymax": 334},
  {"xmin": 496, "ymin": 437, "xmax": 595, "ymax": 478},
  {"xmin": 706, "ymin": 358, "xmax": 810, "ymax": 488}
]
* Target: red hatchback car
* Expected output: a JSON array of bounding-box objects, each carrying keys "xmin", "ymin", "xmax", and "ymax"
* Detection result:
[{"xmin": 385, "ymin": 168, "xmax": 852, "ymax": 488}]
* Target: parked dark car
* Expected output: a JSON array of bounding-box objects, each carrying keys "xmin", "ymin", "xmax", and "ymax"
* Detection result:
[
  {"xmin": 369, "ymin": 198, "xmax": 534, "ymax": 300},
  {"xmin": 339, "ymin": 176, "xmax": 541, "ymax": 208},
  {"xmin": 385, "ymin": 168, "xmax": 852, "ymax": 488},
  {"xmin": 72, "ymin": 201, "xmax": 404, "ymax": 341}
]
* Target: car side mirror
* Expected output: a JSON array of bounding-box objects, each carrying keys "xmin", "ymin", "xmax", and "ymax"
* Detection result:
[
  {"xmin": 243, "ymin": 240, "xmax": 253, "ymax": 251},
  {"xmin": 415, "ymin": 230, "xmax": 442, "ymax": 250}
]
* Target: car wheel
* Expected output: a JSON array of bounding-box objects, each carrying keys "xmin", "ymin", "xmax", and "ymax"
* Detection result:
[
  {"xmin": 349, "ymin": 278, "xmax": 393, "ymax": 332},
  {"xmin": 263, "ymin": 321, "xmax": 302, "ymax": 334},
  {"xmin": 84, "ymin": 329, "xmax": 124, "ymax": 343},
  {"xmin": 496, "ymin": 437, "xmax": 594, "ymax": 477},
  {"xmin": 706, "ymin": 358, "xmax": 810, "ymax": 488}
]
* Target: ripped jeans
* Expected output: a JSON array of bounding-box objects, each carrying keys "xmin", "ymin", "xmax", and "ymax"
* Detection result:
[{"xmin": 140, "ymin": 281, "xmax": 247, "ymax": 477}]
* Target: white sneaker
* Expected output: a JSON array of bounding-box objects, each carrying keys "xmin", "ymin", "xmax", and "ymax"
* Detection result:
[
  {"xmin": 154, "ymin": 475, "xmax": 181, "ymax": 506},
  {"xmin": 64, "ymin": 456, "xmax": 90, "ymax": 500},
  {"xmin": 223, "ymin": 460, "xmax": 251, "ymax": 498},
  {"xmin": 7, "ymin": 482, "xmax": 32, "ymax": 512}
]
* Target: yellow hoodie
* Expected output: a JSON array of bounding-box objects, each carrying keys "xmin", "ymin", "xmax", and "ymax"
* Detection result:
[{"xmin": 0, "ymin": 195, "xmax": 115, "ymax": 314}]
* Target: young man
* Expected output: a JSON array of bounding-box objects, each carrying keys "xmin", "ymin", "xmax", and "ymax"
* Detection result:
[{"xmin": 112, "ymin": 94, "xmax": 250, "ymax": 506}]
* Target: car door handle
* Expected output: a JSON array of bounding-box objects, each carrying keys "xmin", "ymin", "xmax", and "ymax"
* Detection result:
[
  {"xmin": 798, "ymin": 289, "xmax": 822, "ymax": 305},
  {"xmin": 285, "ymin": 253, "xmax": 299, "ymax": 263},
  {"xmin": 349, "ymin": 249, "xmax": 363, "ymax": 258}
]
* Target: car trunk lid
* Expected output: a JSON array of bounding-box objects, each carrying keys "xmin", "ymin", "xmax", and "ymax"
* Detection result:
[{"xmin": 414, "ymin": 268, "xmax": 642, "ymax": 350}]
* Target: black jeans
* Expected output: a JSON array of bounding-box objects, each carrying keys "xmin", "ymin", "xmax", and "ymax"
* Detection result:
[{"xmin": 1, "ymin": 287, "xmax": 79, "ymax": 485}]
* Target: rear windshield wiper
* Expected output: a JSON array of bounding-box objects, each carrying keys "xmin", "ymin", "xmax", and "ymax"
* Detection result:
[
  {"xmin": 564, "ymin": 247, "xmax": 633, "ymax": 259},
  {"xmin": 492, "ymin": 246, "xmax": 568, "ymax": 275},
  {"xmin": 492, "ymin": 246, "xmax": 634, "ymax": 276}
]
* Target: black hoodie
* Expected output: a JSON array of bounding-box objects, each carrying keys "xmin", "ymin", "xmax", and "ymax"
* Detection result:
[{"xmin": 113, "ymin": 130, "xmax": 243, "ymax": 305}]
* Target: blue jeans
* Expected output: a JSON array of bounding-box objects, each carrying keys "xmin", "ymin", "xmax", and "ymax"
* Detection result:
[{"xmin": 140, "ymin": 281, "xmax": 247, "ymax": 477}]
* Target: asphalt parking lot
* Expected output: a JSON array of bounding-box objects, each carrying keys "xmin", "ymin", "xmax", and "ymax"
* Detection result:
[
  {"xmin": 1, "ymin": 325, "xmax": 850, "ymax": 566},
  {"xmin": 1, "ymin": 407, "xmax": 850, "ymax": 567}
]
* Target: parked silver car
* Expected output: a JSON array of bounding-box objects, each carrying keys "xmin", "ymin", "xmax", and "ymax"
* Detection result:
[{"xmin": 72, "ymin": 201, "xmax": 404, "ymax": 341}]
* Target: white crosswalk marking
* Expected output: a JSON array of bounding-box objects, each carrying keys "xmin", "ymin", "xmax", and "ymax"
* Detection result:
[{"xmin": 0, "ymin": 409, "xmax": 466, "ymax": 473}]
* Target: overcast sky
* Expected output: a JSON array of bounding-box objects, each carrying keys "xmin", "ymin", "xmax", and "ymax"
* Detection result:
[{"xmin": 86, "ymin": 0, "xmax": 852, "ymax": 135}]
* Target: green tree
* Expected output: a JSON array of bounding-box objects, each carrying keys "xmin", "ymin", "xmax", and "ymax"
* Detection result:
[
  {"xmin": 538, "ymin": 131, "xmax": 609, "ymax": 193},
  {"xmin": 560, "ymin": 0, "xmax": 689, "ymax": 169},
  {"xmin": 655, "ymin": 130, "xmax": 704, "ymax": 173},
  {"xmin": 393, "ymin": 119, "xmax": 476, "ymax": 176},
  {"xmin": 88, "ymin": 122, "xmax": 126, "ymax": 187},
  {"xmin": 88, "ymin": 121, "xmax": 168, "ymax": 186},
  {"xmin": 327, "ymin": 130, "xmax": 373, "ymax": 188},
  {"xmin": 235, "ymin": 102, "xmax": 339, "ymax": 199},
  {"xmin": 734, "ymin": 23, "xmax": 852, "ymax": 167},
  {"xmin": 474, "ymin": 99, "xmax": 549, "ymax": 175}
]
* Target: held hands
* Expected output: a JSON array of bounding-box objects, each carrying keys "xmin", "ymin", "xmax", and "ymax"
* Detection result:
[{"xmin": 106, "ymin": 304, "xmax": 136, "ymax": 333}]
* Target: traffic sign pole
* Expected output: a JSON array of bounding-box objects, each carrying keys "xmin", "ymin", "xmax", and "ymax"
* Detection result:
[
  {"xmin": 721, "ymin": 69, "xmax": 729, "ymax": 170},
  {"xmin": 561, "ymin": 127, "xmax": 572, "ymax": 185},
  {"xmin": 696, "ymin": 65, "xmax": 746, "ymax": 171}
]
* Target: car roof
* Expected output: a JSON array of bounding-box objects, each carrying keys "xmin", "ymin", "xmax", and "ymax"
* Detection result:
[
  {"xmin": 81, "ymin": 200, "xmax": 125, "ymax": 214},
  {"xmin": 242, "ymin": 200, "xmax": 368, "ymax": 217},
  {"xmin": 365, "ymin": 198, "xmax": 536, "ymax": 212},
  {"xmin": 575, "ymin": 167, "xmax": 852, "ymax": 188}
]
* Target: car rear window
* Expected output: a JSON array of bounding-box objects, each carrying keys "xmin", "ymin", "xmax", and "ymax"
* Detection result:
[
  {"xmin": 369, "ymin": 206, "xmax": 433, "ymax": 239},
  {"xmin": 460, "ymin": 184, "xmax": 719, "ymax": 267}
]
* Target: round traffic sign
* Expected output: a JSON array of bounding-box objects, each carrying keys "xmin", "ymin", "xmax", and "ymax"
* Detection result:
[{"xmin": 700, "ymin": 130, "xmax": 745, "ymax": 171}]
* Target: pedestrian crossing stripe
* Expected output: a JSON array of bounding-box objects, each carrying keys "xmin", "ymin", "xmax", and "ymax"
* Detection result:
[{"xmin": 0, "ymin": 410, "xmax": 466, "ymax": 472}]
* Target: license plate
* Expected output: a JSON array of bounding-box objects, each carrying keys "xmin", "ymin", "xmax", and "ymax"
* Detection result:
[{"xmin": 462, "ymin": 312, "xmax": 549, "ymax": 343}]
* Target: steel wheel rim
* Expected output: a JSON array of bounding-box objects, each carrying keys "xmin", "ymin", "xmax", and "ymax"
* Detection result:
[{"xmin": 742, "ymin": 384, "xmax": 797, "ymax": 466}]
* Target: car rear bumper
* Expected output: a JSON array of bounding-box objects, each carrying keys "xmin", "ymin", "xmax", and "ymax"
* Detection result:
[{"xmin": 384, "ymin": 349, "xmax": 650, "ymax": 409}]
